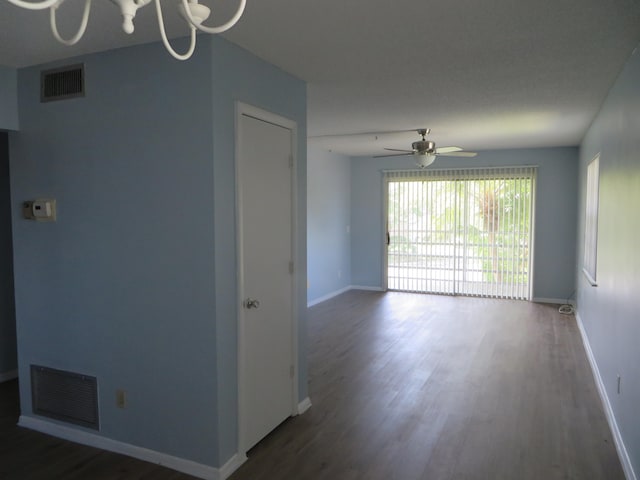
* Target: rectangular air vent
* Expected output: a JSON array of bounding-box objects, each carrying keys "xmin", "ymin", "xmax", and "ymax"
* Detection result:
[
  {"xmin": 41, "ymin": 64, "xmax": 85, "ymax": 102},
  {"xmin": 31, "ymin": 365, "xmax": 99, "ymax": 430}
]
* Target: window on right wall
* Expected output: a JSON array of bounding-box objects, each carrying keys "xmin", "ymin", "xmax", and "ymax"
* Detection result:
[{"xmin": 583, "ymin": 154, "xmax": 600, "ymax": 286}]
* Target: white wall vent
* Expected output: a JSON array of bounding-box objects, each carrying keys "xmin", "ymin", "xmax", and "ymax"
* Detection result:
[
  {"xmin": 31, "ymin": 365, "xmax": 99, "ymax": 430},
  {"xmin": 40, "ymin": 64, "xmax": 85, "ymax": 102}
]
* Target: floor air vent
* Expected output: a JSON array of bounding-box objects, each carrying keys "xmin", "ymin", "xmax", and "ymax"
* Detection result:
[
  {"xmin": 41, "ymin": 64, "xmax": 85, "ymax": 102},
  {"xmin": 31, "ymin": 365, "xmax": 99, "ymax": 430}
]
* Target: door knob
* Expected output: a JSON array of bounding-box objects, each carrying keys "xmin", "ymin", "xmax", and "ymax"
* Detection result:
[{"xmin": 244, "ymin": 298, "xmax": 260, "ymax": 309}]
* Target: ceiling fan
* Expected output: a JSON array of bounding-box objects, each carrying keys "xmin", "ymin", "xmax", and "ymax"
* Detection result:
[{"xmin": 375, "ymin": 129, "xmax": 477, "ymax": 168}]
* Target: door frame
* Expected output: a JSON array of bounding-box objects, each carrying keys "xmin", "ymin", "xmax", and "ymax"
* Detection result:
[
  {"xmin": 382, "ymin": 174, "xmax": 390, "ymax": 291},
  {"xmin": 234, "ymin": 101, "xmax": 300, "ymax": 456}
]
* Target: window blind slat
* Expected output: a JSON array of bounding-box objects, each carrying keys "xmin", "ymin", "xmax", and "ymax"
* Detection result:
[{"xmin": 386, "ymin": 166, "xmax": 535, "ymax": 300}]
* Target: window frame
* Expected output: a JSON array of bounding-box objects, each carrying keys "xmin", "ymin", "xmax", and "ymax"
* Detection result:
[
  {"xmin": 383, "ymin": 166, "xmax": 536, "ymax": 300},
  {"xmin": 583, "ymin": 154, "xmax": 600, "ymax": 286}
]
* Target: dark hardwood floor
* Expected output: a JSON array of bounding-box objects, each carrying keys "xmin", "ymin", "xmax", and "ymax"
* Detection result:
[
  {"xmin": 1, "ymin": 291, "xmax": 624, "ymax": 479},
  {"xmin": 0, "ymin": 379, "xmax": 199, "ymax": 479},
  {"xmin": 229, "ymin": 291, "xmax": 624, "ymax": 480}
]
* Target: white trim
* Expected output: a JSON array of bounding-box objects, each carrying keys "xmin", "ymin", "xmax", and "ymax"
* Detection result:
[
  {"xmin": 307, "ymin": 286, "xmax": 351, "ymax": 307},
  {"xmin": 531, "ymin": 297, "xmax": 576, "ymax": 305},
  {"xmin": 18, "ymin": 415, "xmax": 222, "ymax": 480},
  {"xmin": 382, "ymin": 173, "xmax": 390, "ymax": 291},
  {"xmin": 350, "ymin": 285, "xmax": 385, "ymax": 292},
  {"xmin": 218, "ymin": 453, "xmax": 247, "ymax": 480},
  {"xmin": 583, "ymin": 154, "xmax": 600, "ymax": 285},
  {"xmin": 582, "ymin": 267, "xmax": 598, "ymax": 287},
  {"xmin": 382, "ymin": 164, "xmax": 540, "ymax": 175},
  {"xmin": 0, "ymin": 369, "xmax": 18, "ymax": 383},
  {"xmin": 235, "ymin": 104, "xmax": 248, "ymax": 459},
  {"xmin": 297, "ymin": 397, "xmax": 312, "ymax": 415},
  {"xmin": 235, "ymin": 101, "xmax": 299, "ymax": 458},
  {"xmin": 313, "ymin": 287, "xmax": 569, "ymax": 300},
  {"xmin": 575, "ymin": 313, "xmax": 637, "ymax": 480},
  {"xmin": 307, "ymin": 285, "xmax": 385, "ymax": 308},
  {"xmin": 528, "ymin": 168, "xmax": 537, "ymax": 302}
]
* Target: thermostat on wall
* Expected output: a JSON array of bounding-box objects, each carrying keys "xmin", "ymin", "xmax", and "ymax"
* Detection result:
[{"xmin": 23, "ymin": 199, "xmax": 56, "ymax": 222}]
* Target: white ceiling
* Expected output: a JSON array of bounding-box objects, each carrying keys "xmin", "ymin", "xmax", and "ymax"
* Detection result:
[{"xmin": 1, "ymin": 0, "xmax": 640, "ymax": 156}]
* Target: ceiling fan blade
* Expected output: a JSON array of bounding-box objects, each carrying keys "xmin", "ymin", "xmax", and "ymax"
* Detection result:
[
  {"xmin": 435, "ymin": 146, "xmax": 463, "ymax": 154},
  {"xmin": 436, "ymin": 151, "xmax": 478, "ymax": 157},
  {"xmin": 373, "ymin": 153, "xmax": 413, "ymax": 158},
  {"xmin": 384, "ymin": 147, "xmax": 414, "ymax": 153}
]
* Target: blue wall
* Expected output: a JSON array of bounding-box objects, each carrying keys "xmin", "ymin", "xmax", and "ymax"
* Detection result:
[
  {"xmin": 0, "ymin": 132, "xmax": 17, "ymax": 379},
  {"xmin": 307, "ymin": 146, "xmax": 351, "ymax": 304},
  {"xmin": 0, "ymin": 65, "xmax": 18, "ymax": 130},
  {"xmin": 350, "ymin": 148, "xmax": 578, "ymax": 300},
  {"xmin": 209, "ymin": 37, "xmax": 308, "ymax": 464},
  {"xmin": 577, "ymin": 45, "xmax": 640, "ymax": 476},
  {"xmin": 11, "ymin": 42, "xmax": 219, "ymax": 465},
  {"xmin": 9, "ymin": 36, "xmax": 307, "ymax": 470}
]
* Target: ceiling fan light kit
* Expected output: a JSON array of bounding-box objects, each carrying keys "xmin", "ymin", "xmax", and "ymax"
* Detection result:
[
  {"xmin": 5, "ymin": 0, "xmax": 246, "ymax": 60},
  {"xmin": 374, "ymin": 128, "xmax": 478, "ymax": 168},
  {"xmin": 415, "ymin": 152, "xmax": 437, "ymax": 168}
]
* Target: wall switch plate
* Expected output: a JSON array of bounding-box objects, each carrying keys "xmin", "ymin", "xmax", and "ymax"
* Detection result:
[{"xmin": 23, "ymin": 199, "xmax": 56, "ymax": 221}]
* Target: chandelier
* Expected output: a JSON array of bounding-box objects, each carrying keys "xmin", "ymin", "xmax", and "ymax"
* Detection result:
[{"xmin": 6, "ymin": 0, "xmax": 247, "ymax": 60}]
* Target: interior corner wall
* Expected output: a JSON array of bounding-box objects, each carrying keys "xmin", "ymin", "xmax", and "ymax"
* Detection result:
[
  {"xmin": 10, "ymin": 41, "xmax": 221, "ymax": 467},
  {"xmin": 0, "ymin": 65, "xmax": 19, "ymax": 130},
  {"xmin": 307, "ymin": 145, "xmax": 351, "ymax": 304},
  {"xmin": 576, "ymin": 45, "xmax": 640, "ymax": 477},
  {"xmin": 0, "ymin": 132, "xmax": 17, "ymax": 379},
  {"xmin": 208, "ymin": 36, "xmax": 308, "ymax": 465},
  {"xmin": 350, "ymin": 147, "xmax": 578, "ymax": 300}
]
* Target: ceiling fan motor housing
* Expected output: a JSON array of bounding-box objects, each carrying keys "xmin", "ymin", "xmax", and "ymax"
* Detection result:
[{"xmin": 412, "ymin": 140, "xmax": 436, "ymax": 153}]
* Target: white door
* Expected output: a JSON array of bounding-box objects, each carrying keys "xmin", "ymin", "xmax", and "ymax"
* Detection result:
[{"xmin": 237, "ymin": 107, "xmax": 296, "ymax": 452}]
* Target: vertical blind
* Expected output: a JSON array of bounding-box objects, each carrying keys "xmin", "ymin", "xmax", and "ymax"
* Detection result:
[{"xmin": 385, "ymin": 166, "xmax": 535, "ymax": 300}]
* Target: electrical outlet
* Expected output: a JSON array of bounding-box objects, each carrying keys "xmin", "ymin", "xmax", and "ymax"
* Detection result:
[{"xmin": 116, "ymin": 389, "xmax": 127, "ymax": 409}]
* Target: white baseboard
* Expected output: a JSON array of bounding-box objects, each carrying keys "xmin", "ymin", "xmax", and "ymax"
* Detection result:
[
  {"xmin": 0, "ymin": 369, "xmax": 18, "ymax": 383},
  {"xmin": 575, "ymin": 312, "xmax": 637, "ymax": 480},
  {"xmin": 532, "ymin": 297, "xmax": 576, "ymax": 305},
  {"xmin": 297, "ymin": 397, "xmax": 312, "ymax": 415},
  {"xmin": 349, "ymin": 285, "xmax": 384, "ymax": 292},
  {"xmin": 307, "ymin": 286, "xmax": 351, "ymax": 307},
  {"xmin": 18, "ymin": 415, "xmax": 223, "ymax": 480},
  {"xmin": 218, "ymin": 453, "xmax": 246, "ymax": 480},
  {"xmin": 308, "ymin": 285, "xmax": 386, "ymax": 307}
]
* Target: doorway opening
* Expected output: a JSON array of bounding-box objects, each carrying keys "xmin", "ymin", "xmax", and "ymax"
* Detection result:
[{"xmin": 385, "ymin": 166, "xmax": 535, "ymax": 300}]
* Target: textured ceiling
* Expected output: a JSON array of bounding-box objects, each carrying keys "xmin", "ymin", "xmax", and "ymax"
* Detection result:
[{"xmin": 1, "ymin": 0, "xmax": 640, "ymax": 156}]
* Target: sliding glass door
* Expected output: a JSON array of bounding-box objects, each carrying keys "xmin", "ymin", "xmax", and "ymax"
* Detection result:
[{"xmin": 386, "ymin": 167, "xmax": 535, "ymax": 300}]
